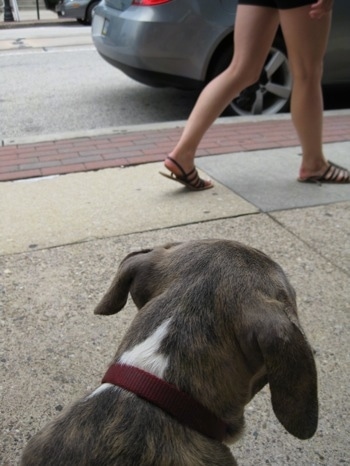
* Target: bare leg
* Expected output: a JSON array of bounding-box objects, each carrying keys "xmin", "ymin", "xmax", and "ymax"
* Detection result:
[
  {"xmin": 164, "ymin": 5, "xmax": 279, "ymax": 187},
  {"xmin": 279, "ymin": 5, "xmax": 347, "ymax": 182}
]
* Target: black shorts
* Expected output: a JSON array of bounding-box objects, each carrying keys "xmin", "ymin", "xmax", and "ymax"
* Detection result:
[{"xmin": 238, "ymin": 0, "xmax": 314, "ymax": 9}]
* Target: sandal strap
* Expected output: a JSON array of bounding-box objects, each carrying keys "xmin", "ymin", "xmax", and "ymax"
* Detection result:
[
  {"xmin": 166, "ymin": 156, "xmax": 206, "ymax": 189},
  {"xmin": 185, "ymin": 167, "xmax": 206, "ymax": 189},
  {"xmin": 324, "ymin": 162, "xmax": 350, "ymax": 183}
]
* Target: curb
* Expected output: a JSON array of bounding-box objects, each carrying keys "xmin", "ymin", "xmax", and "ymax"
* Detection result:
[
  {"xmin": 0, "ymin": 18, "xmax": 76, "ymax": 29},
  {"xmin": 2, "ymin": 109, "xmax": 350, "ymax": 147}
]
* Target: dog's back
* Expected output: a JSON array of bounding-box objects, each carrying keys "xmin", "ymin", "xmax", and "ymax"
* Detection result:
[{"xmin": 21, "ymin": 387, "xmax": 237, "ymax": 465}]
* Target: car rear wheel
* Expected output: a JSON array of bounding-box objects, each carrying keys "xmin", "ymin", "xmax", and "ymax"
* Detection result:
[
  {"xmin": 84, "ymin": 0, "xmax": 100, "ymax": 25},
  {"xmin": 210, "ymin": 38, "xmax": 292, "ymax": 116}
]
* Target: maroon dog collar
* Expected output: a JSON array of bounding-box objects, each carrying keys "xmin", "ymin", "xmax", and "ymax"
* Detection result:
[{"xmin": 102, "ymin": 363, "xmax": 229, "ymax": 442}]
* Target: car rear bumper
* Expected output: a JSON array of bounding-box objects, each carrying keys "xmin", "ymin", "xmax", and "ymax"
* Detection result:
[
  {"xmin": 91, "ymin": 2, "xmax": 225, "ymax": 87},
  {"xmin": 96, "ymin": 49, "xmax": 202, "ymax": 90}
]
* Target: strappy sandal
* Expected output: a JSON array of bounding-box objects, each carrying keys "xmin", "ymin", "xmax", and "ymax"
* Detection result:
[
  {"xmin": 298, "ymin": 161, "xmax": 350, "ymax": 185},
  {"xmin": 159, "ymin": 156, "xmax": 213, "ymax": 191}
]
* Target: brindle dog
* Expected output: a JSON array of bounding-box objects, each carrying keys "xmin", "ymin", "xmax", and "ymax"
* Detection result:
[{"xmin": 21, "ymin": 239, "xmax": 318, "ymax": 466}]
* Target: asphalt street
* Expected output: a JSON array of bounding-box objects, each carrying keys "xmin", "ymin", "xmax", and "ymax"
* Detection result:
[{"xmin": 0, "ymin": 24, "xmax": 197, "ymax": 140}]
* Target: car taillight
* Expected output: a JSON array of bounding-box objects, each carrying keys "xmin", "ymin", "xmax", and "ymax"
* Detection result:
[{"xmin": 132, "ymin": 0, "xmax": 172, "ymax": 5}]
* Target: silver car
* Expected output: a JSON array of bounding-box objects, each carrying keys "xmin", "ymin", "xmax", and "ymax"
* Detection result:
[
  {"xmin": 56, "ymin": 0, "xmax": 100, "ymax": 25},
  {"xmin": 91, "ymin": 0, "xmax": 350, "ymax": 116}
]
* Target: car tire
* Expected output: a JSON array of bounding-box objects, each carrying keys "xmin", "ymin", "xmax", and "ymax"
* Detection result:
[
  {"xmin": 85, "ymin": 0, "xmax": 100, "ymax": 25},
  {"xmin": 210, "ymin": 36, "xmax": 292, "ymax": 116}
]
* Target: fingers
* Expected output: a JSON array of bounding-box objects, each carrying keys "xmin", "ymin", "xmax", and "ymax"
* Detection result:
[{"xmin": 309, "ymin": 0, "xmax": 333, "ymax": 20}]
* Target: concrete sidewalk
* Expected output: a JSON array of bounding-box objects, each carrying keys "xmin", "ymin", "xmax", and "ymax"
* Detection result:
[{"xmin": 1, "ymin": 112, "xmax": 349, "ymax": 465}]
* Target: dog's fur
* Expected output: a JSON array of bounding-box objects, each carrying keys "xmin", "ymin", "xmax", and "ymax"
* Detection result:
[{"xmin": 21, "ymin": 239, "xmax": 318, "ymax": 466}]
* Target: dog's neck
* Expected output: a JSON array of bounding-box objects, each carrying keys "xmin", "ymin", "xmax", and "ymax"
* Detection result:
[{"xmin": 102, "ymin": 363, "xmax": 229, "ymax": 442}]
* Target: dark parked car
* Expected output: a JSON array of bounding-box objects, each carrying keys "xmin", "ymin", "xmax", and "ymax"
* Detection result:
[
  {"xmin": 56, "ymin": 0, "xmax": 101, "ymax": 25},
  {"xmin": 91, "ymin": 0, "xmax": 350, "ymax": 116}
]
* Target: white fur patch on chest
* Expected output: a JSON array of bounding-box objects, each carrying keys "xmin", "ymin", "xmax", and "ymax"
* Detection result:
[{"xmin": 118, "ymin": 318, "xmax": 171, "ymax": 378}]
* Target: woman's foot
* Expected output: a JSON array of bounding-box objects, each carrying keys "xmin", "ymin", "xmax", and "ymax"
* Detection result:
[
  {"xmin": 298, "ymin": 161, "xmax": 350, "ymax": 184},
  {"xmin": 160, "ymin": 156, "xmax": 213, "ymax": 191}
]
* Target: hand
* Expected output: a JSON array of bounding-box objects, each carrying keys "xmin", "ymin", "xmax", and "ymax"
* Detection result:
[{"xmin": 309, "ymin": 0, "xmax": 334, "ymax": 20}]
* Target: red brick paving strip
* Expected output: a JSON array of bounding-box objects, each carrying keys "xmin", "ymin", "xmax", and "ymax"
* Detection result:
[{"xmin": 0, "ymin": 114, "xmax": 349, "ymax": 182}]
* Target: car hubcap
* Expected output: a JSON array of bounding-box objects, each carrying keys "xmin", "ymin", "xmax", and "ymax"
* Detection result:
[{"xmin": 231, "ymin": 46, "xmax": 292, "ymax": 116}]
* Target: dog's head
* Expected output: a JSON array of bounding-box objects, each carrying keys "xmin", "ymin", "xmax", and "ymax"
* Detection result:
[{"xmin": 94, "ymin": 239, "xmax": 318, "ymax": 440}]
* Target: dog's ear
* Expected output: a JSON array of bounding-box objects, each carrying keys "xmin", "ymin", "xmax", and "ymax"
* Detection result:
[
  {"xmin": 93, "ymin": 265, "xmax": 133, "ymax": 316},
  {"xmin": 256, "ymin": 307, "xmax": 318, "ymax": 440},
  {"xmin": 94, "ymin": 250, "xmax": 152, "ymax": 316}
]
